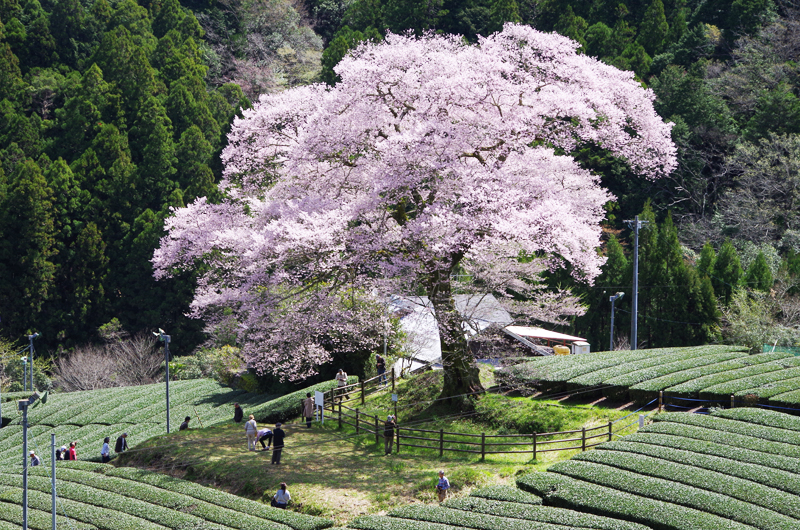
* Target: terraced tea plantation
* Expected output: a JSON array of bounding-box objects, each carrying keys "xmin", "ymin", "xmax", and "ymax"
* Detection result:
[
  {"xmin": 0, "ymin": 461, "xmax": 333, "ymax": 530},
  {"xmin": 498, "ymin": 345, "xmax": 800, "ymax": 407},
  {"xmin": 0, "ymin": 377, "xmax": 353, "ymax": 467},
  {"xmin": 347, "ymin": 408, "xmax": 800, "ymax": 530}
]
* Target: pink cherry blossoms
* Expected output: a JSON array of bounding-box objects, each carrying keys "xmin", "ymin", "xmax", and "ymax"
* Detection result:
[{"xmin": 154, "ymin": 24, "xmax": 676, "ymax": 385}]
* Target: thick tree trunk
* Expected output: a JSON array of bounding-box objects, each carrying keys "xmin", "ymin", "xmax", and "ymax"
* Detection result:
[{"xmin": 428, "ymin": 271, "xmax": 484, "ymax": 408}]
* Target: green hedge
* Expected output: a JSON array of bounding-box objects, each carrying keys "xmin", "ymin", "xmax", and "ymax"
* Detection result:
[
  {"xmin": 348, "ymin": 515, "xmax": 472, "ymax": 530},
  {"xmin": 387, "ymin": 504, "xmax": 577, "ymax": 530},
  {"xmin": 248, "ymin": 376, "xmax": 358, "ymax": 424},
  {"xmin": 666, "ymin": 357, "xmax": 800, "ymax": 397},
  {"xmin": 572, "ymin": 449, "xmax": 800, "ymax": 519},
  {"xmin": 770, "ymin": 390, "xmax": 800, "ymax": 405},
  {"xmin": 549, "ymin": 460, "xmax": 797, "ymax": 529},
  {"xmin": 698, "ymin": 366, "xmax": 800, "ymax": 400},
  {"xmin": 516, "ymin": 472, "xmax": 754, "ymax": 530},
  {"xmin": 105, "ymin": 467, "xmax": 334, "ymax": 530},
  {"xmin": 467, "ymin": 485, "xmax": 542, "ymax": 505},
  {"xmin": 597, "ymin": 440, "xmax": 800, "ymax": 496},
  {"xmin": 0, "ymin": 498, "xmax": 98, "ymax": 530},
  {"xmin": 24, "ymin": 467, "xmax": 286, "ymax": 530},
  {"xmin": 732, "ymin": 376, "xmax": 800, "ymax": 399},
  {"xmin": 604, "ymin": 352, "xmax": 747, "ymax": 391},
  {"xmin": 652, "ymin": 413, "xmax": 800, "ymax": 446},
  {"xmin": 712, "ymin": 408, "xmax": 800, "ymax": 433},
  {"xmin": 644, "ymin": 420, "xmax": 800, "ymax": 460},
  {"xmin": 0, "ymin": 487, "xmax": 166, "ymax": 530},
  {"xmin": 567, "ymin": 346, "xmax": 745, "ymax": 389},
  {"xmin": 628, "ymin": 353, "xmax": 791, "ymax": 401},
  {"xmin": 443, "ymin": 497, "xmax": 651, "ymax": 530},
  {"xmin": 619, "ymin": 432, "xmax": 800, "ymax": 475}
]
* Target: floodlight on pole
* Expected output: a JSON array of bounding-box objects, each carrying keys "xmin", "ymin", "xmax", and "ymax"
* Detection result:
[
  {"xmin": 609, "ymin": 292, "xmax": 625, "ymax": 351},
  {"xmin": 19, "ymin": 391, "xmax": 40, "ymax": 530},
  {"xmin": 624, "ymin": 216, "xmax": 648, "ymax": 350},
  {"xmin": 153, "ymin": 330, "xmax": 171, "ymax": 433},
  {"xmin": 20, "ymin": 356, "xmax": 28, "ymax": 392},
  {"xmin": 27, "ymin": 333, "xmax": 39, "ymax": 392}
]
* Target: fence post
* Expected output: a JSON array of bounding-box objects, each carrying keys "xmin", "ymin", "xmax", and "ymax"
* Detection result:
[
  {"xmin": 731, "ymin": 394, "xmax": 735, "ymax": 409},
  {"xmin": 533, "ymin": 433, "xmax": 537, "ymax": 461},
  {"xmin": 439, "ymin": 429, "xmax": 444, "ymax": 457},
  {"xmin": 581, "ymin": 427, "xmax": 586, "ymax": 451},
  {"xmin": 658, "ymin": 391, "xmax": 663, "ymax": 413},
  {"xmin": 356, "ymin": 408, "xmax": 360, "ymax": 434},
  {"xmin": 361, "ymin": 381, "xmax": 365, "ymax": 405},
  {"xmin": 608, "ymin": 421, "xmax": 612, "ymax": 442},
  {"xmin": 375, "ymin": 415, "xmax": 379, "ymax": 444},
  {"xmin": 481, "ymin": 433, "xmax": 486, "ymax": 461},
  {"xmin": 338, "ymin": 401, "xmax": 342, "ymax": 429}
]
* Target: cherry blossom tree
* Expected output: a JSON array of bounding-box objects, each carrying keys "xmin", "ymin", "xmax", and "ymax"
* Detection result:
[{"xmin": 154, "ymin": 24, "xmax": 676, "ymax": 401}]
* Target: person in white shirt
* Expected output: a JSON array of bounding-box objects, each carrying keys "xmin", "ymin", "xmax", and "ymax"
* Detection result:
[
  {"xmin": 101, "ymin": 437, "xmax": 111, "ymax": 463},
  {"xmin": 272, "ymin": 482, "xmax": 290, "ymax": 509},
  {"xmin": 245, "ymin": 415, "xmax": 258, "ymax": 451},
  {"xmin": 335, "ymin": 369, "xmax": 348, "ymax": 401}
]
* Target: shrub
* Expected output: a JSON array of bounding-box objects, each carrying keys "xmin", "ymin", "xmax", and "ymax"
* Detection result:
[
  {"xmin": 348, "ymin": 515, "xmax": 469, "ymax": 530},
  {"xmin": 596, "ymin": 440, "xmax": 800, "ymax": 496},
  {"xmin": 549, "ymin": 460, "xmax": 799, "ymax": 529},
  {"xmin": 443, "ymin": 497, "xmax": 650, "ymax": 530},
  {"xmin": 652, "ymin": 412, "xmax": 800, "ymax": 446},
  {"xmin": 572, "ymin": 449, "xmax": 800, "ymax": 519},
  {"xmin": 388, "ymin": 504, "xmax": 571, "ymax": 530},
  {"xmin": 666, "ymin": 357, "xmax": 800, "ymax": 397},
  {"xmin": 698, "ymin": 366, "xmax": 800, "ymax": 400},
  {"xmin": 468, "ymin": 485, "xmax": 542, "ymax": 505},
  {"xmin": 516, "ymin": 472, "xmax": 754, "ymax": 530},
  {"xmin": 474, "ymin": 394, "xmax": 589, "ymax": 434}
]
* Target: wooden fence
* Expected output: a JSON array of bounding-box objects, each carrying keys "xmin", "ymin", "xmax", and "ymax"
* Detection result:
[{"xmin": 326, "ymin": 401, "xmax": 613, "ymax": 460}]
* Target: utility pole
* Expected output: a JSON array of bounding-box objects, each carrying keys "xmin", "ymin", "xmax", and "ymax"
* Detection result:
[
  {"xmin": 154, "ymin": 330, "xmax": 171, "ymax": 433},
  {"xmin": 28, "ymin": 333, "xmax": 39, "ymax": 392},
  {"xmin": 625, "ymin": 216, "xmax": 648, "ymax": 350},
  {"xmin": 51, "ymin": 433, "xmax": 56, "ymax": 530},
  {"xmin": 19, "ymin": 392, "xmax": 41, "ymax": 530},
  {"xmin": 609, "ymin": 292, "xmax": 624, "ymax": 351}
]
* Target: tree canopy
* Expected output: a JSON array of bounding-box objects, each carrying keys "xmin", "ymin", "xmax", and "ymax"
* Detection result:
[{"xmin": 155, "ymin": 25, "xmax": 675, "ymax": 398}]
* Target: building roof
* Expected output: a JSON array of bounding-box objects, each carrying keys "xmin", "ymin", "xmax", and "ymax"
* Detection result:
[{"xmin": 504, "ymin": 325, "xmax": 586, "ymax": 343}]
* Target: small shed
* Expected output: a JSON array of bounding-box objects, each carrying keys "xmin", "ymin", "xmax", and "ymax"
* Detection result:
[{"xmin": 503, "ymin": 326, "xmax": 589, "ymax": 355}]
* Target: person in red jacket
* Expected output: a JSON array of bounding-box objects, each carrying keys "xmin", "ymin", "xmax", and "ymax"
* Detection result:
[{"xmin": 68, "ymin": 441, "xmax": 77, "ymax": 460}]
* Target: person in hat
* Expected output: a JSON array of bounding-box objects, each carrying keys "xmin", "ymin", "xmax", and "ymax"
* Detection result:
[
  {"xmin": 271, "ymin": 423, "xmax": 286, "ymax": 464},
  {"xmin": 29, "ymin": 451, "xmax": 41, "ymax": 467},
  {"xmin": 115, "ymin": 433, "xmax": 128, "ymax": 454},
  {"xmin": 384, "ymin": 415, "xmax": 396, "ymax": 455}
]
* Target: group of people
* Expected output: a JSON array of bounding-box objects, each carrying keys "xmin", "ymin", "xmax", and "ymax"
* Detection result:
[
  {"xmin": 28, "ymin": 433, "xmax": 128, "ymax": 466},
  {"xmin": 235, "ymin": 404, "xmax": 286, "ymax": 464}
]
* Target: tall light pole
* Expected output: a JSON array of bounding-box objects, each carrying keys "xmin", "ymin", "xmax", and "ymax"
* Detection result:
[
  {"xmin": 154, "ymin": 330, "xmax": 171, "ymax": 433},
  {"xmin": 625, "ymin": 216, "xmax": 648, "ymax": 350},
  {"xmin": 609, "ymin": 292, "xmax": 625, "ymax": 351},
  {"xmin": 19, "ymin": 391, "xmax": 41, "ymax": 530},
  {"xmin": 20, "ymin": 357, "xmax": 28, "ymax": 392},
  {"xmin": 28, "ymin": 333, "xmax": 39, "ymax": 391}
]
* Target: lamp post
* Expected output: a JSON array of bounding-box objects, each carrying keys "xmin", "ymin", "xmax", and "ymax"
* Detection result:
[
  {"xmin": 609, "ymin": 292, "xmax": 625, "ymax": 351},
  {"xmin": 154, "ymin": 330, "xmax": 171, "ymax": 433},
  {"xmin": 20, "ymin": 357, "xmax": 28, "ymax": 392},
  {"xmin": 27, "ymin": 333, "xmax": 39, "ymax": 391},
  {"xmin": 625, "ymin": 216, "xmax": 648, "ymax": 350},
  {"xmin": 19, "ymin": 391, "xmax": 40, "ymax": 530}
]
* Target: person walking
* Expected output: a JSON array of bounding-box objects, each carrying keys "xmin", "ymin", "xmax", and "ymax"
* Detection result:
[
  {"xmin": 272, "ymin": 483, "xmax": 290, "ymax": 509},
  {"xmin": 384, "ymin": 415, "xmax": 396, "ymax": 455},
  {"xmin": 302, "ymin": 393, "xmax": 314, "ymax": 428},
  {"xmin": 436, "ymin": 470, "xmax": 450, "ymax": 503},
  {"xmin": 29, "ymin": 451, "xmax": 41, "ymax": 467},
  {"xmin": 68, "ymin": 442, "xmax": 77, "ymax": 461},
  {"xmin": 233, "ymin": 403, "xmax": 243, "ymax": 423},
  {"xmin": 271, "ymin": 423, "xmax": 285, "ymax": 464},
  {"xmin": 101, "ymin": 437, "xmax": 111, "ymax": 463},
  {"xmin": 376, "ymin": 354, "xmax": 386, "ymax": 386},
  {"xmin": 245, "ymin": 415, "xmax": 258, "ymax": 451},
  {"xmin": 257, "ymin": 427, "xmax": 273, "ymax": 450},
  {"xmin": 335, "ymin": 369, "xmax": 348, "ymax": 401},
  {"xmin": 179, "ymin": 416, "xmax": 191, "ymax": 431},
  {"xmin": 115, "ymin": 433, "xmax": 128, "ymax": 454}
]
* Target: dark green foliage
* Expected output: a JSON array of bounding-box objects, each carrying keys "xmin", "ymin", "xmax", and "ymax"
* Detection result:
[
  {"xmin": 744, "ymin": 251, "xmax": 773, "ymax": 291},
  {"xmin": 712, "ymin": 239, "xmax": 742, "ymax": 305}
]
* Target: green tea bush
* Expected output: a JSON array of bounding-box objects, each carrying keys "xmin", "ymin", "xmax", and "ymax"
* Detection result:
[
  {"xmin": 652, "ymin": 413, "xmax": 800, "ymax": 446},
  {"xmin": 348, "ymin": 515, "xmax": 470, "ymax": 530},
  {"xmin": 597, "ymin": 440, "xmax": 800, "ymax": 496},
  {"xmin": 572, "ymin": 449, "xmax": 800, "ymax": 519},
  {"xmin": 666, "ymin": 357, "xmax": 800, "ymax": 397},
  {"xmin": 516, "ymin": 472, "xmax": 753, "ymax": 530},
  {"xmin": 0, "ymin": 498, "xmax": 97, "ymax": 530},
  {"xmin": 388, "ymin": 504, "xmax": 571, "ymax": 530},
  {"xmin": 248, "ymin": 376, "xmax": 357, "ymax": 424},
  {"xmin": 443, "ymin": 497, "xmax": 650, "ymax": 530},
  {"xmin": 468, "ymin": 485, "xmax": 542, "ymax": 505},
  {"xmin": 549, "ymin": 460, "xmax": 798, "ymax": 529},
  {"xmin": 699, "ymin": 367, "xmax": 800, "ymax": 400},
  {"xmin": 604, "ymin": 352, "xmax": 747, "ymax": 389},
  {"xmin": 644, "ymin": 420, "xmax": 800, "ymax": 460},
  {"xmin": 734, "ymin": 376, "xmax": 800, "ymax": 398}
]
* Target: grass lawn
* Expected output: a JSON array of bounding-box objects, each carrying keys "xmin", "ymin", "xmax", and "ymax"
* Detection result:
[{"xmin": 120, "ymin": 368, "xmax": 645, "ymax": 526}]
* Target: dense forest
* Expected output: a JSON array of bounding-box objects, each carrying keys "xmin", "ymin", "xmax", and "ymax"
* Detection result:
[{"xmin": 0, "ymin": 0, "xmax": 799, "ymax": 364}]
